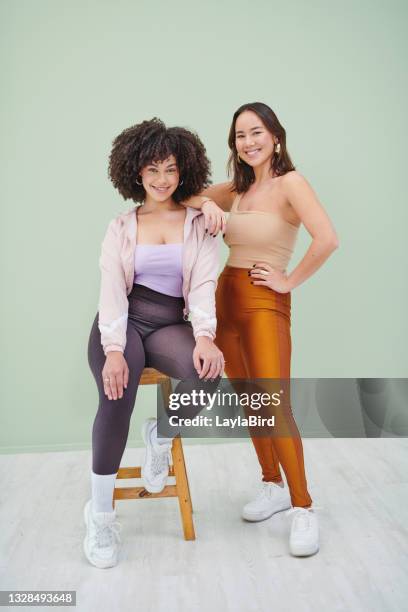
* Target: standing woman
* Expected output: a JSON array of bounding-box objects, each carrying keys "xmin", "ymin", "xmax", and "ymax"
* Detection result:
[
  {"xmin": 85, "ymin": 118, "xmax": 224, "ymax": 569},
  {"xmin": 185, "ymin": 102, "xmax": 339, "ymax": 556}
]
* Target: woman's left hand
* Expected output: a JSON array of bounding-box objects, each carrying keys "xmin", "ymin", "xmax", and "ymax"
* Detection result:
[{"xmin": 249, "ymin": 263, "xmax": 291, "ymax": 294}]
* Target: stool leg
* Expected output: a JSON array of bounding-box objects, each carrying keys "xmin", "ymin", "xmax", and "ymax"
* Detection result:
[
  {"xmin": 171, "ymin": 436, "xmax": 195, "ymax": 541},
  {"xmin": 180, "ymin": 445, "xmax": 193, "ymax": 514},
  {"xmin": 112, "ymin": 482, "xmax": 117, "ymax": 510},
  {"xmin": 159, "ymin": 377, "xmax": 193, "ymax": 516}
]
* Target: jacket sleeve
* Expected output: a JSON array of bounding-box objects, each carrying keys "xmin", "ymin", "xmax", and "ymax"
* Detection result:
[
  {"xmin": 187, "ymin": 230, "xmax": 219, "ymax": 341},
  {"xmin": 97, "ymin": 218, "xmax": 129, "ymax": 355}
]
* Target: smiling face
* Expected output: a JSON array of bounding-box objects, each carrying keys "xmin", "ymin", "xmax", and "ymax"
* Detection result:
[
  {"xmin": 139, "ymin": 155, "xmax": 180, "ymax": 202},
  {"xmin": 235, "ymin": 110, "xmax": 277, "ymax": 168}
]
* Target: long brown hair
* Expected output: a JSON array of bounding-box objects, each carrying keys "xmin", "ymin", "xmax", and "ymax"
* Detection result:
[{"xmin": 227, "ymin": 102, "xmax": 296, "ymax": 193}]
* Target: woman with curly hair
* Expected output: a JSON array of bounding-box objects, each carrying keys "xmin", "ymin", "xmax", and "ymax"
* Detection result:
[
  {"xmin": 84, "ymin": 118, "xmax": 224, "ymax": 568},
  {"xmin": 184, "ymin": 102, "xmax": 339, "ymax": 557}
]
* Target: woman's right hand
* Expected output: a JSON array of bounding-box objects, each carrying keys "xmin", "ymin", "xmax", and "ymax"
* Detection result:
[
  {"xmin": 102, "ymin": 351, "xmax": 129, "ymax": 400},
  {"xmin": 193, "ymin": 336, "xmax": 225, "ymax": 380},
  {"xmin": 202, "ymin": 199, "xmax": 227, "ymax": 236}
]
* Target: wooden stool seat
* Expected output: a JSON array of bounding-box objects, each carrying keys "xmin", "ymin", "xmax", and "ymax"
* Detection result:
[{"xmin": 113, "ymin": 367, "xmax": 195, "ymax": 540}]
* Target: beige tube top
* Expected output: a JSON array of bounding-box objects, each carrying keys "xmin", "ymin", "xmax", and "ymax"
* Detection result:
[{"xmin": 224, "ymin": 194, "xmax": 299, "ymax": 271}]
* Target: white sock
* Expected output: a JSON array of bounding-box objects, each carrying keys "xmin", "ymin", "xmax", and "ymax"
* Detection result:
[{"xmin": 91, "ymin": 471, "xmax": 118, "ymax": 513}]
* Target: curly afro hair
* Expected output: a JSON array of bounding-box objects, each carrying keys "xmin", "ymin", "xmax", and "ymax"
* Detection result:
[{"xmin": 108, "ymin": 118, "xmax": 212, "ymax": 204}]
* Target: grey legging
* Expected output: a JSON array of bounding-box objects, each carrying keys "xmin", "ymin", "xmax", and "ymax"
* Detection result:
[{"xmin": 88, "ymin": 283, "xmax": 217, "ymax": 475}]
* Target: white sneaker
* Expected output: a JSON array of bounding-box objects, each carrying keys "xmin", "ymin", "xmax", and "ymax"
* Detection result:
[
  {"xmin": 288, "ymin": 506, "xmax": 320, "ymax": 556},
  {"xmin": 141, "ymin": 418, "xmax": 172, "ymax": 493},
  {"xmin": 83, "ymin": 500, "xmax": 122, "ymax": 568},
  {"xmin": 242, "ymin": 482, "xmax": 291, "ymax": 522}
]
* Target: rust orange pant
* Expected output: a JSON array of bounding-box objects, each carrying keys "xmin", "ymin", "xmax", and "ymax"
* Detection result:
[{"xmin": 215, "ymin": 266, "xmax": 312, "ymax": 508}]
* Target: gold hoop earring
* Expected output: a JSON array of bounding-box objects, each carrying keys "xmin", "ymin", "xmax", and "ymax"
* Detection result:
[{"xmin": 237, "ymin": 154, "xmax": 242, "ymax": 164}]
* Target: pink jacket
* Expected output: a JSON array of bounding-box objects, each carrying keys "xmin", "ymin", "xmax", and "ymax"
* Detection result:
[{"xmin": 97, "ymin": 206, "xmax": 219, "ymax": 355}]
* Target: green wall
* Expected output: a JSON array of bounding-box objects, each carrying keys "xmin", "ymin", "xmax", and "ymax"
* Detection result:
[{"xmin": 1, "ymin": 0, "xmax": 407, "ymax": 452}]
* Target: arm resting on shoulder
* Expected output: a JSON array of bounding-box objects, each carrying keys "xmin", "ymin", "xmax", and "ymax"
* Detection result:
[{"xmin": 182, "ymin": 182, "xmax": 236, "ymax": 213}]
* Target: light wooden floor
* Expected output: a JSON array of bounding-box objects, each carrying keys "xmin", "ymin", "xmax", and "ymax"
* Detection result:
[{"xmin": 1, "ymin": 439, "xmax": 407, "ymax": 612}]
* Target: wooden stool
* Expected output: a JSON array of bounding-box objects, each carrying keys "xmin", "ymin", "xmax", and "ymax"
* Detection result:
[{"xmin": 112, "ymin": 367, "xmax": 195, "ymax": 541}]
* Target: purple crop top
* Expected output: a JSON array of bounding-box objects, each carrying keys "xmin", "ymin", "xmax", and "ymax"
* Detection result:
[{"xmin": 134, "ymin": 243, "xmax": 183, "ymax": 297}]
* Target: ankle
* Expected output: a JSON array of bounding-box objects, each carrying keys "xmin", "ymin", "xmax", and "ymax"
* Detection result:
[
  {"xmin": 264, "ymin": 480, "xmax": 284, "ymax": 488},
  {"xmin": 91, "ymin": 471, "xmax": 117, "ymax": 513}
]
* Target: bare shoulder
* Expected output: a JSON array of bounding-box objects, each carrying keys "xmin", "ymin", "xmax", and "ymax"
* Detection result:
[
  {"xmin": 281, "ymin": 170, "xmax": 319, "ymax": 207},
  {"xmin": 281, "ymin": 170, "xmax": 311, "ymax": 190},
  {"xmin": 281, "ymin": 170, "xmax": 338, "ymax": 243},
  {"xmin": 202, "ymin": 181, "xmax": 236, "ymax": 212}
]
